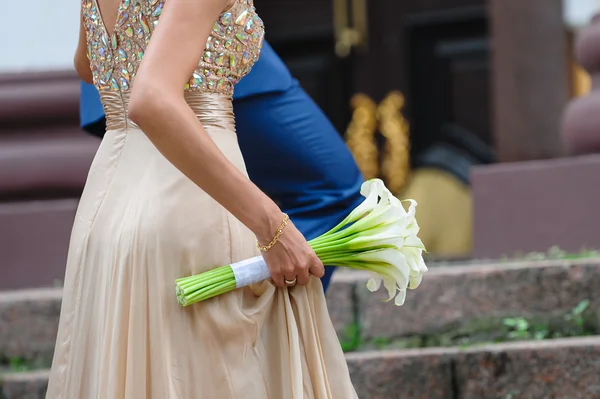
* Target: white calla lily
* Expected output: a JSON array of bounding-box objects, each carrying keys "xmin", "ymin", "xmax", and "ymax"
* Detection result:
[
  {"xmin": 375, "ymin": 179, "xmax": 403, "ymax": 208},
  {"xmin": 344, "ymin": 224, "xmax": 406, "ymax": 251},
  {"xmin": 308, "ymin": 179, "xmax": 427, "ymax": 306},
  {"xmin": 347, "ymin": 202, "xmax": 406, "ymax": 232},
  {"xmin": 349, "ymin": 248, "xmax": 411, "ymax": 304},
  {"xmin": 327, "ymin": 179, "xmax": 383, "ymax": 234}
]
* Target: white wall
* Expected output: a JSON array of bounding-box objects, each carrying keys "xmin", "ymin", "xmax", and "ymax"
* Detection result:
[
  {"xmin": 563, "ymin": 0, "xmax": 600, "ymax": 29},
  {"xmin": 0, "ymin": 0, "xmax": 79, "ymax": 73}
]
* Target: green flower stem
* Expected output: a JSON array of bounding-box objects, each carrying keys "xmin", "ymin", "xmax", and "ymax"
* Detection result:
[
  {"xmin": 180, "ymin": 277, "xmax": 219, "ymax": 295},
  {"xmin": 185, "ymin": 280, "xmax": 236, "ymax": 304},
  {"xmin": 317, "ymin": 212, "xmax": 358, "ymax": 235},
  {"xmin": 313, "ymin": 242, "xmax": 394, "ymax": 257},
  {"xmin": 182, "ymin": 280, "xmax": 232, "ymax": 304},
  {"xmin": 308, "ymin": 226, "xmax": 359, "ymax": 247},
  {"xmin": 177, "ymin": 266, "xmax": 234, "ymax": 291},
  {"xmin": 307, "ymin": 217, "xmax": 354, "ymax": 245},
  {"xmin": 314, "ymin": 248, "xmax": 363, "ymax": 260},
  {"xmin": 309, "ymin": 234, "xmax": 357, "ymax": 250},
  {"xmin": 176, "ymin": 265, "xmax": 237, "ymax": 306},
  {"xmin": 183, "ymin": 280, "xmax": 223, "ymax": 299},
  {"xmin": 176, "ymin": 265, "xmax": 232, "ymax": 286}
]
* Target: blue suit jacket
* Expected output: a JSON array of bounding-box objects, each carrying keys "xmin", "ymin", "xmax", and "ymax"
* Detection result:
[{"xmin": 80, "ymin": 41, "xmax": 292, "ymax": 127}]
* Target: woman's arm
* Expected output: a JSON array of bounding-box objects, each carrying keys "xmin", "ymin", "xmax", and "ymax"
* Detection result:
[
  {"xmin": 128, "ymin": 0, "xmax": 324, "ymax": 287},
  {"xmin": 74, "ymin": 4, "xmax": 93, "ymax": 84}
]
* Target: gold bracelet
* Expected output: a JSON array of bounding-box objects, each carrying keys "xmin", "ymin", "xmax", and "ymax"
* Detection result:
[{"xmin": 257, "ymin": 213, "xmax": 289, "ymax": 252}]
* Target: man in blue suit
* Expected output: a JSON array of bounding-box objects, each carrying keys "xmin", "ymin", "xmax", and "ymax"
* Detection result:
[{"xmin": 80, "ymin": 42, "xmax": 364, "ymax": 292}]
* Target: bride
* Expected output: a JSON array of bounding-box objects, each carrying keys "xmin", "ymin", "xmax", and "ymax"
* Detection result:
[{"xmin": 45, "ymin": 0, "xmax": 358, "ymax": 397}]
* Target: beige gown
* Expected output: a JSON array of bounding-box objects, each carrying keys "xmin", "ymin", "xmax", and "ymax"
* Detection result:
[{"xmin": 46, "ymin": 0, "xmax": 358, "ymax": 397}]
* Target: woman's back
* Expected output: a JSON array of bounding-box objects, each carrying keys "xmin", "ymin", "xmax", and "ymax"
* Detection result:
[{"xmin": 83, "ymin": 0, "xmax": 264, "ymax": 129}]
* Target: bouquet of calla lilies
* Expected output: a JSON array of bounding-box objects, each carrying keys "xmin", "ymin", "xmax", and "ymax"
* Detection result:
[{"xmin": 176, "ymin": 178, "xmax": 428, "ymax": 307}]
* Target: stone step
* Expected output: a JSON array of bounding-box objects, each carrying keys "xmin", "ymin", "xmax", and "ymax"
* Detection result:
[
  {"xmin": 329, "ymin": 258, "xmax": 600, "ymax": 348},
  {"xmin": 339, "ymin": 258, "xmax": 600, "ymax": 342},
  {"xmin": 0, "ymin": 288, "xmax": 61, "ymax": 369},
  {"xmin": 2, "ymin": 336, "xmax": 599, "ymax": 398},
  {"xmin": 2, "ymin": 258, "xmax": 600, "ymax": 365},
  {"xmin": 1, "ymin": 370, "xmax": 48, "ymax": 399},
  {"xmin": 348, "ymin": 336, "xmax": 600, "ymax": 398}
]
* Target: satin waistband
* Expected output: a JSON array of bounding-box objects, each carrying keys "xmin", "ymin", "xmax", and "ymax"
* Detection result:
[{"xmin": 100, "ymin": 90, "xmax": 236, "ymax": 131}]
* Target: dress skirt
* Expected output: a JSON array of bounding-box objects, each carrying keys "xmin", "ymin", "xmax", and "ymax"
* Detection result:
[{"xmin": 45, "ymin": 124, "xmax": 358, "ymax": 398}]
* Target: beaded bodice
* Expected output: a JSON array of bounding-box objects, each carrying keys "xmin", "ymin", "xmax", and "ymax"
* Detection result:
[{"xmin": 82, "ymin": 0, "xmax": 264, "ymax": 97}]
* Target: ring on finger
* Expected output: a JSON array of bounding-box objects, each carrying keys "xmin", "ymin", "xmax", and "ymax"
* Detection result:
[{"xmin": 284, "ymin": 277, "xmax": 297, "ymax": 287}]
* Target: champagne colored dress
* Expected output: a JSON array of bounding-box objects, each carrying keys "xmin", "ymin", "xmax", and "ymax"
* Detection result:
[{"xmin": 45, "ymin": 0, "xmax": 358, "ymax": 397}]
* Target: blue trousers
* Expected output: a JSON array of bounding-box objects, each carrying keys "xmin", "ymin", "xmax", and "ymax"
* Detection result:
[{"xmin": 233, "ymin": 81, "xmax": 364, "ymax": 291}]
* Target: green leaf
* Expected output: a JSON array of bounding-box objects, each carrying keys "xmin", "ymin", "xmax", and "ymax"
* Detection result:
[{"xmin": 572, "ymin": 299, "xmax": 590, "ymax": 316}]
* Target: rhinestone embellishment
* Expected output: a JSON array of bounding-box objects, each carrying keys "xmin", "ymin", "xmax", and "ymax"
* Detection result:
[{"xmin": 82, "ymin": 0, "xmax": 265, "ymax": 96}]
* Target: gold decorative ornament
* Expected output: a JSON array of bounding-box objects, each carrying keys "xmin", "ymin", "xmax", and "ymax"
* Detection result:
[
  {"xmin": 567, "ymin": 30, "xmax": 591, "ymax": 98},
  {"xmin": 345, "ymin": 94, "xmax": 379, "ymax": 179},
  {"xmin": 333, "ymin": 0, "xmax": 368, "ymax": 57},
  {"xmin": 344, "ymin": 91, "xmax": 411, "ymax": 193},
  {"xmin": 378, "ymin": 91, "xmax": 410, "ymax": 194}
]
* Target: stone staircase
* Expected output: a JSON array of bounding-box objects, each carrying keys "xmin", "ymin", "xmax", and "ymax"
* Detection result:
[{"xmin": 2, "ymin": 259, "xmax": 600, "ymax": 398}]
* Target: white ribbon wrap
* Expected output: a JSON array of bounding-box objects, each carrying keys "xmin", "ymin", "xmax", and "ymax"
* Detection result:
[{"xmin": 230, "ymin": 256, "xmax": 271, "ymax": 288}]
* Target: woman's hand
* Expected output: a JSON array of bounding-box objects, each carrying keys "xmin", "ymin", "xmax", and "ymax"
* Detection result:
[{"xmin": 260, "ymin": 220, "xmax": 325, "ymax": 288}]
